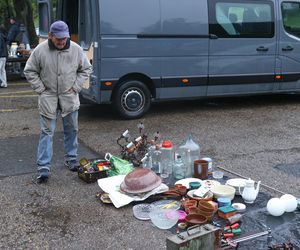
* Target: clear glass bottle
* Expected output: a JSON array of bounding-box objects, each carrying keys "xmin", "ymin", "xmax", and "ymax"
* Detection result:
[
  {"xmin": 152, "ymin": 145, "xmax": 162, "ymax": 174},
  {"xmin": 148, "ymin": 140, "xmax": 156, "ymax": 157},
  {"xmin": 141, "ymin": 153, "xmax": 152, "ymax": 169},
  {"xmin": 179, "ymin": 133, "xmax": 201, "ymax": 177},
  {"xmin": 173, "ymin": 155, "xmax": 186, "ymax": 180},
  {"xmin": 161, "ymin": 140, "xmax": 174, "ymax": 177},
  {"xmin": 185, "ymin": 149, "xmax": 193, "ymax": 178}
]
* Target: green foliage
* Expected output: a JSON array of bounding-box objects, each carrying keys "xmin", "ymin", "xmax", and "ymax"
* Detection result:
[{"xmin": 0, "ymin": 0, "xmax": 38, "ymax": 27}]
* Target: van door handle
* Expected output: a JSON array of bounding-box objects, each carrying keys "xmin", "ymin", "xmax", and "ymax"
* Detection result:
[
  {"xmin": 282, "ymin": 46, "xmax": 294, "ymax": 51},
  {"xmin": 209, "ymin": 34, "xmax": 218, "ymax": 39},
  {"xmin": 256, "ymin": 46, "xmax": 269, "ymax": 52}
]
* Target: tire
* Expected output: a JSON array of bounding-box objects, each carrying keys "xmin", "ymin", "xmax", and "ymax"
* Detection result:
[{"xmin": 113, "ymin": 80, "xmax": 151, "ymax": 119}]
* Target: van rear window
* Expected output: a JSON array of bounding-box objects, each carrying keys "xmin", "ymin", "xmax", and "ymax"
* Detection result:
[
  {"xmin": 282, "ymin": 2, "xmax": 300, "ymax": 38},
  {"xmin": 210, "ymin": 1, "xmax": 274, "ymax": 38}
]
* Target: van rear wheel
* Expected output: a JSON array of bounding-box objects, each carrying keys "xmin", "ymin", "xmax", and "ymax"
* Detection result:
[{"xmin": 113, "ymin": 80, "xmax": 151, "ymax": 119}]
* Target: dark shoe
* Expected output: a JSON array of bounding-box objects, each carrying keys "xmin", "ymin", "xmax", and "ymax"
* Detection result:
[
  {"xmin": 37, "ymin": 170, "xmax": 49, "ymax": 183},
  {"xmin": 65, "ymin": 160, "xmax": 78, "ymax": 172}
]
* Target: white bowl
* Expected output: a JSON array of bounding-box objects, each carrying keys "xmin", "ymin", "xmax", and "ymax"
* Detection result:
[
  {"xmin": 225, "ymin": 178, "xmax": 247, "ymax": 195},
  {"xmin": 210, "ymin": 185, "xmax": 236, "ymax": 200}
]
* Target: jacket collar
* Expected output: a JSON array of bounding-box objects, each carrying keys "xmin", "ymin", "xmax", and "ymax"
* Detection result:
[{"xmin": 48, "ymin": 38, "xmax": 70, "ymax": 51}]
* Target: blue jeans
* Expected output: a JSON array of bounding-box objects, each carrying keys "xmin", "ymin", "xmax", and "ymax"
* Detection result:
[{"xmin": 37, "ymin": 110, "xmax": 78, "ymax": 172}]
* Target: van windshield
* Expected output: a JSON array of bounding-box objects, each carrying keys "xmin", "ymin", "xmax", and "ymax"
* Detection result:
[{"xmin": 282, "ymin": 2, "xmax": 300, "ymax": 38}]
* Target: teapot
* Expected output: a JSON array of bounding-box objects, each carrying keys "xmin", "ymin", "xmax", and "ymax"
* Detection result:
[{"xmin": 239, "ymin": 178, "xmax": 261, "ymax": 204}]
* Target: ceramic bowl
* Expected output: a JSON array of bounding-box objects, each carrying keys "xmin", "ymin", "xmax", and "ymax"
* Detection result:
[
  {"xmin": 196, "ymin": 209, "xmax": 215, "ymax": 221},
  {"xmin": 225, "ymin": 178, "xmax": 247, "ymax": 195},
  {"xmin": 189, "ymin": 181, "xmax": 201, "ymax": 190},
  {"xmin": 149, "ymin": 208, "xmax": 179, "ymax": 229},
  {"xmin": 197, "ymin": 200, "xmax": 215, "ymax": 213},
  {"xmin": 210, "ymin": 185, "xmax": 236, "ymax": 200},
  {"xmin": 188, "ymin": 207, "xmax": 202, "ymax": 214},
  {"xmin": 185, "ymin": 214, "xmax": 208, "ymax": 225},
  {"xmin": 120, "ymin": 168, "xmax": 162, "ymax": 194}
]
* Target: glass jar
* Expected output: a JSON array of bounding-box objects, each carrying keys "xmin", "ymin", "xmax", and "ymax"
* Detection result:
[{"xmin": 173, "ymin": 155, "xmax": 186, "ymax": 180}]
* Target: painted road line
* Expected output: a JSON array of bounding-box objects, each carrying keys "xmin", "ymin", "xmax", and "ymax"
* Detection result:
[
  {"xmin": 0, "ymin": 90, "xmax": 34, "ymax": 95},
  {"xmin": 0, "ymin": 109, "xmax": 19, "ymax": 112},
  {"xmin": 8, "ymin": 83, "xmax": 30, "ymax": 86},
  {"xmin": 0, "ymin": 95, "xmax": 38, "ymax": 98}
]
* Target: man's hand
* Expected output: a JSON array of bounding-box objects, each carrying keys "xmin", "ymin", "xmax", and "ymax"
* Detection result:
[{"xmin": 68, "ymin": 87, "xmax": 77, "ymax": 94}]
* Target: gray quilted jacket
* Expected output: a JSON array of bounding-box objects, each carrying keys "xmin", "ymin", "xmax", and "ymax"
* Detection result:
[{"xmin": 24, "ymin": 39, "xmax": 92, "ymax": 119}]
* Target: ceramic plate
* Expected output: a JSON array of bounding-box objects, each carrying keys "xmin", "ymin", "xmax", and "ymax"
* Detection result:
[
  {"xmin": 225, "ymin": 178, "xmax": 247, "ymax": 187},
  {"xmin": 201, "ymin": 180, "xmax": 221, "ymax": 189},
  {"xmin": 151, "ymin": 199, "xmax": 181, "ymax": 210},
  {"xmin": 174, "ymin": 178, "xmax": 202, "ymax": 188},
  {"xmin": 132, "ymin": 203, "xmax": 155, "ymax": 220}
]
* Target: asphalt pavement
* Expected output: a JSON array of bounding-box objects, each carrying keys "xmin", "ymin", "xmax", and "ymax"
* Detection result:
[{"xmin": 0, "ymin": 79, "xmax": 299, "ymax": 249}]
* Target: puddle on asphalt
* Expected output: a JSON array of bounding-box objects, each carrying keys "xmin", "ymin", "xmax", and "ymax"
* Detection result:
[{"xmin": 274, "ymin": 162, "xmax": 300, "ymax": 178}]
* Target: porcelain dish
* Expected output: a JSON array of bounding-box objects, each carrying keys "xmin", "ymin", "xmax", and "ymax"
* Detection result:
[
  {"xmin": 210, "ymin": 185, "xmax": 236, "ymax": 200},
  {"xmin": 225, "ymin": 178, "xmax": 247, "ymax": 194}
]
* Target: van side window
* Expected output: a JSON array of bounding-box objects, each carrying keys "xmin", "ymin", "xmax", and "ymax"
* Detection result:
[
  {"xmin": 282, "ymin": 2, "xmax": 300, "ymax": 38},
  {"xmin": 209, "ymin": 1, "xmax": 274, "ymax": 38}
]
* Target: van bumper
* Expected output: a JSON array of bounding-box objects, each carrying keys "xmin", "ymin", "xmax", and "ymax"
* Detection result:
[
  {"xmin": 79, "ymin": 89, "xmax": 112, "ymax": 104},
  {"xmin": 79, "ymin": 89, "xmax": 97, "ymax": 104}
]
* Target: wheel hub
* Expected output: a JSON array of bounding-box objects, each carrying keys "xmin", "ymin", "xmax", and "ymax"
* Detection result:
[{"xmin": 122, "ymin": 89, "xmax": 144, "ymax": 111}]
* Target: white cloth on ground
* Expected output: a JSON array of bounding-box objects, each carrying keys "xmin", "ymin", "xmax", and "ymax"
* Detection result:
[{"xmin": 97, "ymin": 175, "xmax": 169, "ymax": 208}]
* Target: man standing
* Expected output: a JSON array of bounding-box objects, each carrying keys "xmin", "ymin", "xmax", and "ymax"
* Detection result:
[
  {"xmin": 24, "ymin": 20, "xmax": 92, "ymax": 182},
  {"xmin": 0, "ymin": 25, "xmax": 8, "ymax": 88},
  {"xmin": 7, "ymin": 17, "xmax": 20, "ymax": 45}
]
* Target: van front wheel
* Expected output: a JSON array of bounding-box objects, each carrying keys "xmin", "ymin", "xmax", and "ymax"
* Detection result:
[{"xmin": 114, "ymin": 80, "xmax": 151, "ymax": 119}]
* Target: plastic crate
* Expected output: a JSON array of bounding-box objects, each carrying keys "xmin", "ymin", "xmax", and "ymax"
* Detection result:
[
  {"xmin": 78, "ymin": 168, "xmax": 108, "ymax": 183},
  {"xmin": 77, "ymin": 158, "xmax": 110, "ymax": 183}
]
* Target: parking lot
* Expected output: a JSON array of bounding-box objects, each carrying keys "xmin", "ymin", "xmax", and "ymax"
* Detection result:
[{"xmin": 0, "ymin": 79, "xmax": 299, "ymax": 249}]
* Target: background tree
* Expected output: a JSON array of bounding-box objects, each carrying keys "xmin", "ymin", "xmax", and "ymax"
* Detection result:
[
  {"xmin": 0, "ymin": 0, "xmax": 38, "ymax": 47},
  {"xmin": 13, "ymin": 0, "xmax": 38, "ymax": 47}
]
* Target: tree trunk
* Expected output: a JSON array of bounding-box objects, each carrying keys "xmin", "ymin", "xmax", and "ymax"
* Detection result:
[
  {"xmin": 1, "ymin": 0, "xmax": 14, "ymax": 30},
  {"xmin": 13, "ymin": 0, "xmax": 38, "ymax": 47}
]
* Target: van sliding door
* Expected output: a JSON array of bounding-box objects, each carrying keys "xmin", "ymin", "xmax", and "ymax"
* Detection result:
[
  {"xmin": 159, "ymin": 0, "xmax": 209, "ymax": 99},
  {"xmin": 208, "ymin": 0, "xmax": 276, "ymax": 95},
  {"xmin": 278, "ymin": 0, "xmax": 300, "ymax": 90}
]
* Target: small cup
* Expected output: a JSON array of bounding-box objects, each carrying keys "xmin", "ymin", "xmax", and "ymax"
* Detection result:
[
  {"xmin": 217, "ymin": 197, "xmax": 231, "ymax": 207},
  {"xmin": 212, "ymin": 170, "xmax": 224, "ymax": 179}
]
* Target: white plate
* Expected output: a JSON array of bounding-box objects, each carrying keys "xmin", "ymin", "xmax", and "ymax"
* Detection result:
[
  {"xmin": 174, "ymin": 178, "xmax": 202, "ymax": 188},
  {"xmin": 225, "ymin": 178, "xmax": 247, "ymax": 187},
  {"xmin": 201, "ymin": 180, "xmax": 221, "ymax": 189}
]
